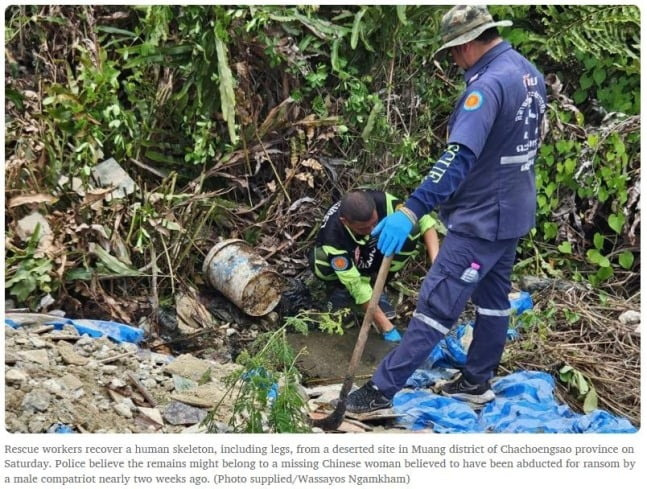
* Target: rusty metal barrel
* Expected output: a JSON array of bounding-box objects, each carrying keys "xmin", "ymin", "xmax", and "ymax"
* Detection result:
[{"xmin": 202, "ymin": 239, "xmax": 283, "ymax": 316}]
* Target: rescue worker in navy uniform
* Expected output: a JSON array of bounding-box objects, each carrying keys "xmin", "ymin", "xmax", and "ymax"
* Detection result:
[
  {"xmin": 343, "ymin": 5, "xmax": 547, "ymax": 411},
  {"xmin": 311, "ymin": 190, "xmax": 439, "ymax": 342}
]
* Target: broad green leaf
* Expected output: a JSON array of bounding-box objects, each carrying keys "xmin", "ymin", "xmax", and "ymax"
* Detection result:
[
  {"xmin": 573, "ymin": 370, "xmax": 589, "ymax": 396},
  {"xmin": 596, "ymin": 266, "xmax": 613, "ymax": 281},
  {"xmin": 559, "ymin": 365, "xmax": 574, "ymax": 382},
  {"xmin": 564, "ymin": 158, "xmax": 576, "ymax": 174},
  {"xmin": 592, "ymin": 68, "xmax": 606, "ymax": 85},
  {"xmin": 361, "ymin": 98, "xmax": 383, "ymax": 142},
  {"xmin": 586, "ymin": 249, "xmax": 604, "ymax": 265},
  {"xmin": 608, "ymin": 213, "xmax": 625, "ymax": 234},
  {"xmin": 144, "ymin": 150, "xmax": 182, "ymax": 165},
  {"xmin": 543, "ymin": 221, "xmax": 557, "ymax": 240},
  {"xmin": 618, "ymin": 251, "xmax": 634, "ymax": 269},
  {"xmin": 593, "ymin": 232, "xmax": 604, "ymax": 250},
  {"xmin": 587, "ymin": 134, "xmax": 599, "ymax": 148},
  {"xmin": 331, "ymin": 39, "xmax": 340, "ymax": 72},
  {"xmin": 89, "ymin": 243, "xmax": 142, "ymax": 277},
  {"xmin": 215, "ymin": 33, "xmax": 238, "ymax": 145},
  {"xmin": 351, "ymin": 8, "xmax": 367, "ymax": 50},
  {"xmin": 65, "ymin": 268, "xmax": 93, "ymax": 281},
  {"xmin": 10, "ymin": 277, "xmax": 37, "ymax": 302},
  {"xmin": 583, "ymin": 386, "xmax": 598, "ymax": 413},
  {"xmin": 557, "ymin": 241, "xmax": 572, "ymax": 254},
  {"xmin": 96, "ymin": 26, "xmax": 137, "ymax": 36},
  {"xmin": 396, "ymin": 6, "xmax": 408, "ymax": 24}
]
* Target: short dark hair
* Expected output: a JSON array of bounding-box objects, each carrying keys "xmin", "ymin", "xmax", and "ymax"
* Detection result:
[
  {"xmin": 339, "ymin": 191, "xmax": 376, "ymax": 222},
  {"xmin": 475, "ymin": 27, "xmax": 500, "ymax": 44}
]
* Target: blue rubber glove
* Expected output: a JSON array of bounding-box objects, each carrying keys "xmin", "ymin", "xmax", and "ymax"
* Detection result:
[
  {"xmin": 382, "ymin": 328, "xmax": 402, "ymax": 342},
  {"xmin": 371, "ymin": 211, "xmax": 413, "ymax": 256}
]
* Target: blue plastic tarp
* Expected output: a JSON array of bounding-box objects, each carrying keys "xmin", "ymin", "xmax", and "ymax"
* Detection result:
[
  {"xmin": 5, "ymin": 317, "xmax": 144, "ymax": 344},
  {"xmin": 395, "ymin": 371, "xmax": 637, "ymax": 433},
  {"xmin": 397, "ymin": 291, "xmax": 636, "ymax": 433}
]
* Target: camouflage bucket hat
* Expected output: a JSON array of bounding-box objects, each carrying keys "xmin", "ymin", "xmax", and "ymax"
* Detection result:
[{"xmin": 434, "ymin": 5, "xmax": 512, "ymax": 57}]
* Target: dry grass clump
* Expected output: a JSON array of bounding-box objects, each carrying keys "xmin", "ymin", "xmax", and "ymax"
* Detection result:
[{"xmin": 503, "ymin": 285, "xmax": 640, "ymax": 428}]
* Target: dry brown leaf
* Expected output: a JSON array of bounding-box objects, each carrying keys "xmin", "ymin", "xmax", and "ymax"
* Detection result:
[
  {"xmin": 301, "ymin": 158, "xmax": 323, "ymax": 171},
  {"xmin": 82, "ymin": 188, "xmax": 113, "ymax": 207},
  {"xmin": 295, "ymin": 172, "xmax": 314, "ymax": 187},
  {"xmin": 8, "ymin": 193, "xmax": 57, "ymax": 208}
]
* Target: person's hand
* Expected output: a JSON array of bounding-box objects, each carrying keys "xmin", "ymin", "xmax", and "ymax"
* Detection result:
[{"xmin": 371, "ymin": 211, "xmax": 413, "ymax": 256}]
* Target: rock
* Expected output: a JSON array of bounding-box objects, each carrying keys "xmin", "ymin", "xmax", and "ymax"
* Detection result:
[
  {"xmin": 57, "ymin": 342, "xmax": 89, "ymax": 365},
  {"xmin": 138, "ymin": 407, "xmax": 164, "ymax": 426},
  {"xmin": 5, "ymin": 412, "xmax": 27, "ymax": 432},
  {"xmin": 21, "ymin": 389, "xmax": 52, "ymax": 412},
  {"xmin": 16, "ymin": 212, "xmax": 52, "ymax": 243},
  {"xmin": 42, "ymin": 379, "xmax": 64, "ymax": 395},
  {"xmin": 141, "ymin": 377, "xmax": 158, "ymax": 390},
  {"xmin": 59, "ymin": 374, "xmax": 84, "ymax": 391},
  {"xmin": 5, "ymin": 368, "xmax": 28, "ymax": 385},
  {"xmin": 619, "ymin": 310, "xmax": 640, "ymax": 325},
  {"xmin": 4, "ymin": 351, "xmax": 19, "ymax": 365},
  {"xmin": 29, "ymin": 337, "xmax": 49, "ymax": 349},
  {"xmin": 108, "ymin": 378, "xmax": 128, "ymax": 389},
  {"xmin": 173, "ymin": 375, "xmax": 198, "ymax": 392},
  {"xmin": 163, "ymin": 401, "xmax": 208, "ymax": 425},
  {"xmin": 182, "ymin": 422, "xmax": 210, "ymax": 433},
  {"xmin": 150, "ymin": 352, "xmax": 174, "ymax": 365},
  {"xmin": 113, "ymin": 403, "xmax": 133, "ymax": 418},
  {"xmin": 170, "ymin": 393, "xmax": 213, "ymax": 408},
  {"xmin": 17, "ymin": 349, "xmax": 50, "ymax": 366},
  {"xmin": 91, "ymin": 157, "xmax": 137, "ymax": 200},
  {"xmin": 518, "ymin": 275, "xmax": 588, "ymax": 293},
  {"xmin": 28, "ymin": 417, "xmax": 49, "ymax": 433},
  {"xmin": 163, "ymin": 354, "xmax": 214, "ymax": 381}
]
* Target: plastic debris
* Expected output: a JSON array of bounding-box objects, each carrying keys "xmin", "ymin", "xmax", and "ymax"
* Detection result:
[
  {"xmin": 396, "ymin": 332, "xmax": 637, "ymax": 433},
  {"xmin": 5, "ymin": 316, "xmax": 145, "ymax": 344}
]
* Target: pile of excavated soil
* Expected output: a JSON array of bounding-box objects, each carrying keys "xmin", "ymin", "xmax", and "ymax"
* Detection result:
[{"xmin": 5, "ymin": 321, "xmax": 240, "ymax": 433}]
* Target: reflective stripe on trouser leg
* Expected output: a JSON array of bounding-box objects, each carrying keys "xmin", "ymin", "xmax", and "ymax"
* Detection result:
[
  {"xmin": 463, "ymin": 309, "xmax": 510, "ymax": 384},
  {"xmin": 462, "ymin": 237, "xmax": 518, "ymax": 385},
  {"xmin": 372, "ymin": 312, "xmax": 445, "ymax": 398},
  {"xmin": 372, "ymin": 256, "xmax": 469, "ymax": 398}
]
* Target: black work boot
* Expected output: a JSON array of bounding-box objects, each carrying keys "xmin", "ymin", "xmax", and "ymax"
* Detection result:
[
  {"xmin": 343, "ymin": 381, "xmax": 392, "ymax": 413},
  {"xmin": 441, "ymin": 374, "xmax": 495, "ymax": 404}
]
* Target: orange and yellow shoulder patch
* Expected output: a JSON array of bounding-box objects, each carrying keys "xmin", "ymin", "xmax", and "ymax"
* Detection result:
[
  {"xmin": 331, "ymin": 256, "xmax": 350, "ymax": 271},
  {"xmin": 463, "ymin": 90, "xmax": 484, "ymax": 111}
]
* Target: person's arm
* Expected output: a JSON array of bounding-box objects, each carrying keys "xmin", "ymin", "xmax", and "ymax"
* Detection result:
[
  {"xmin": 359, "ymin": 302, "xmax": 393, "ymax": 334},
  {"xmin": 423, "ymin": 227, "xmax": 440, "ymax": 263},
  {"xmin": 404, "ymin": 144, "xmax": 477, "ymax": 219},
  {"xmin": 372, "ymin": 144, "xmax": 477, "ymax": 256}
]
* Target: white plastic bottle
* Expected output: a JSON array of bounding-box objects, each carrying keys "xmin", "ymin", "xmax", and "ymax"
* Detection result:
[{"xmin": 460, "ymin": 262, "xmax": 481, "ymax": 283}]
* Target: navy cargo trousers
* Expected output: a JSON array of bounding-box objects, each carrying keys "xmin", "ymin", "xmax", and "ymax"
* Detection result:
[{"xmin": 372, "ymin": 231, "xmax": 519, "ymax": 398}]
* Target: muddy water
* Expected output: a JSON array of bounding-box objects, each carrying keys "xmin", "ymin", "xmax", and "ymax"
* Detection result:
[{"xmin": 287, "ymin": 326, "xmax": 399, "ymax": 386}]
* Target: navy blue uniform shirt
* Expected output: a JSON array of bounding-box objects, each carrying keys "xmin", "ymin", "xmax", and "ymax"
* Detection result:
[{"xmin": 407, "ymin": 41, "xmax": 546, "ymax": 241}]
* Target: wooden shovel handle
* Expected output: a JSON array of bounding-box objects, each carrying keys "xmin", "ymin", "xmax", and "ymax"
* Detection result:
[{"xmin": 313, "ymin": 255, "xmax": 394, "ymax": 430}]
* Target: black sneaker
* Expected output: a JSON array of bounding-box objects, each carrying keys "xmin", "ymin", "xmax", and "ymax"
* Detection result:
[
  {"xmin": 378, "ymin": 293, "xmax": 396, "ymax": 320},
  {"xmin": 343, "ymin": 381, "xmax": 392, "ymax": 413},
  {"xmin": 441, "ymin": 374, "xmax": 495, "ymax": 404}
]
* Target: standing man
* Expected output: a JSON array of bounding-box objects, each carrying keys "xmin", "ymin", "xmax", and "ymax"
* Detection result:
[
  {"xmin": 311, "ymin": 190, "xmax": 439, "ymax": 342},
  {"xmin": 343, "ymin": 5, "xmax": 546, "ymax": 411}
]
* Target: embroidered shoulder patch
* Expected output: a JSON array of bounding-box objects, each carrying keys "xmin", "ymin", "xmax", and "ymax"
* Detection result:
[
  {"xmin": 330, "ymin": 256, "xmax": 350, "ymax": 271},
  {"xmin": 463, "ymin": 90, "xmax": 484, "ymax": 111}
]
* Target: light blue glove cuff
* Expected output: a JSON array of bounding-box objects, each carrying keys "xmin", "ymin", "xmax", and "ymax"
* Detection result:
[
  {"xmin": 372, "ymin": 210, "xmax": 414, "ymax": 256},
  {"xmin": 382, "ymin": 328, "xmax": 402, "ymax": 342}
]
